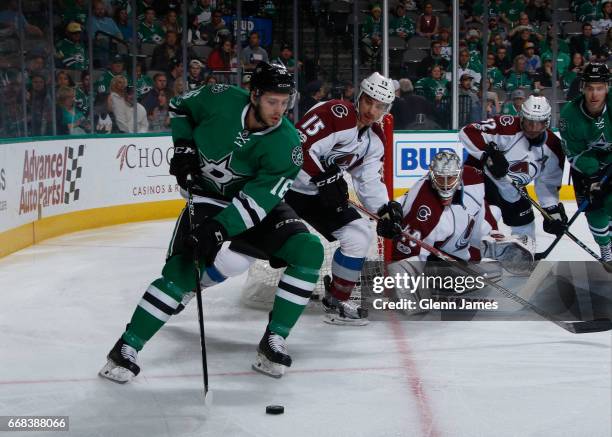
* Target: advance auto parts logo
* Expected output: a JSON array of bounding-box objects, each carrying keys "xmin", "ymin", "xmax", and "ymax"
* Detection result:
[
  {"xmin": 19, "ymin": 145, "xmax": 85, "ymax": 215},
  {"xmin": 116, "ymin": 144, "xmax": 172, "ymax": 170}
]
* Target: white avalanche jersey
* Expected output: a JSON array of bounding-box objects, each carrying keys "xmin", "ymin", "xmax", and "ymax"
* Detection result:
[
  {"xmin": 290, "ymin": 99, "xmax": 389, "ymax": 213},
  {"xmin": 392, "ymin": 167, "xmax": 498, "ymax": 262},
  {"xmin": 458, "ymin": 115, "xmax": 565, "ymax": 208}
]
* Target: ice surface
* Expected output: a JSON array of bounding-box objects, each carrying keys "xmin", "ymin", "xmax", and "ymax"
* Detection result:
[{"xmin": 0, "ymin": 203, "xmax": 610, "ymax": 437}]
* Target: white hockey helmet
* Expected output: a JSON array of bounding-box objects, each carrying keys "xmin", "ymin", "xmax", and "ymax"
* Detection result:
[
  {"xmin": 520, "ymin": 95, "xmax": 551, "ymax": 129},
  {"xmin": 356, "ymin": 72, "xmax": 395, "ymax": 116},
  {"xmin": 429, "ymin": 151, "xmax": 462, "ymax": 204}
]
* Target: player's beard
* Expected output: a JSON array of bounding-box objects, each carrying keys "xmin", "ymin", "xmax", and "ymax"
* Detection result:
[{"xmin": 252, "ymin": 101, "xmax": 275, "ymax": 128}]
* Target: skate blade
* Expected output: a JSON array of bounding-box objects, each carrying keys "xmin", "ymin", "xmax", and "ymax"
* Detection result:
[
  {"xmin": 252, "ymin": 353, "xmax": 286, "ymax": 378},
  {"xmin": 98, "ymin": 360, "xmax": 136, "ymax": 384},
  {"xmin": 323, "ymin": 313, "xmax": 369, "ymax": 326}
]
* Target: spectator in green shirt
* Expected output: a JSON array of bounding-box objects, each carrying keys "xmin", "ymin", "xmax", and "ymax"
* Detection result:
[
  {"xmin": 505, "ymin": 54, "xmax": 534, "ymax": 91},
  {"xmin": 55, "ymin": 22, "xmax": 88, "ymax": 71},
  {"xmin": 390, "ymin": 3, "xmax": 416, "ymax": 41},
  {"xmin": 486, "ymin": 53, "xmax": 506, "ymax": 89},
  {"xmin": 138, "ymin": 7, "xmax": 165, "ymax": 44},
  {"xmin": 562, "ymin": 52, "xmax": 585, "ymax": 89},
  {"xmin": 502, "ymin": 88, "xmax": 527, "ymax": 115}
]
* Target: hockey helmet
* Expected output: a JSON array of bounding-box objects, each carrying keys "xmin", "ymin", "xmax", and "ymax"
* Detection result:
[
  {"xmin": 356, "ymin": 72, "xmax": 395, "ymax": 117},
  {"xmin": 581, "ymin": 62, "xmax": 610, "ymax": 85},
  {"xmin": 520, "ymin": 95, "xmax": 551, "ymax": 140},
  {"xmin": 250, "ymin": 62, "xmax": 296, "ymax": 108},
  {"xmin": 429, "ymin": 151, "xmax": 462, "ymax": 205}
]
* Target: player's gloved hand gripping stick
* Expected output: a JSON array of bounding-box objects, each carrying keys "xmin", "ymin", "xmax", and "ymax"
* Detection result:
[
  {"xmin": 506, "ymin": 177, "xmax": 607, "ymax": 266},
  {"xmin": 536, "ymin": 169, "xmax": 611, "ymax": 260},
  {"xmin": 349, "ymin": 200, "xmax": 612, "ymax": 334}
]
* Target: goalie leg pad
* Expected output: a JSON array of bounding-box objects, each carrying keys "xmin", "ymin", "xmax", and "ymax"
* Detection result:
[{"xmin": 481, "ymin": 234, "xmax": 535, "ymax": 275}]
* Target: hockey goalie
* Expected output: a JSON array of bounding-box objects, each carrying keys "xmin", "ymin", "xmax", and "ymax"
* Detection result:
[{"xmin": 387, "ymin": 151, "xmax": 535, "ymax": 312}]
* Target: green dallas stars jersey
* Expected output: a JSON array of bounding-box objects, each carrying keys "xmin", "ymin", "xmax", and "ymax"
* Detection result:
[
  {"xmin": 559, "ymin": 94, "xmax": 612, "ymax": 177},
  {"xmin": 169, "ymin": 84, "xmax": 303, "ymax": 237},
  {"xmin": 55, "ymin": 38, "xmax": 88, "ymax": 71}
]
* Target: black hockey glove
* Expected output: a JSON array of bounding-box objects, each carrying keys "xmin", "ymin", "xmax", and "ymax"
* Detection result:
[
  {"xmin": 587, "ymin": 166, "xmax": 612, "ymax": 209},
  {"xmin": 169, "ymin": 145, "xmax": 199, "ymax": 190},
  {"xmin": 376, "ymin": 201, "xmax": 404, "ymax": 239},
  {"xmin": 542, "ymin": 203, "xmax": 568, "ymax": 236},
  {"xmin": 183, "ymin": 218, "xmax": 228, "ymax": 265},
  {"xmin": 310, "ymin": 164, "xmax": 349, "ymax": 211},
  {"xmin": 483, "ymin": 141, "xmax": 509, "ymax": 179}
]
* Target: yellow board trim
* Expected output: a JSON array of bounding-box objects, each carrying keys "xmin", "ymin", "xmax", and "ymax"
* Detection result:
[
  {"xmin": 393, "ymin": 184, "xmax": 576, "ymax": 201},
  {"xmin": 2, "ymin": 185, "xmax": 577, "ymax": 259},
  {"xmin": 0, "ymin": 200, "xmax": 186, "ymax": 259}
]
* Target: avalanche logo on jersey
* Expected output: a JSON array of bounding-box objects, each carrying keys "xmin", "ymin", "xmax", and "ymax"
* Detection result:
[
  {"xmin": 200, "ymin": 153, "xmax": 247, "ymax": 193},
  {"xmin": 507, "ymin": 160, "xmax": 538, "ymax": 185},
  {"xmin": 324, "ymin": 151, "xmax": 357, "ymax": 169},
  {"xmin": 455, "ymin": 215, "xmax": 476, "ymax": 250},
  {"xmin": 416, "ymin": 205, "xmax": 432, "ymax": 222},
  {"xmin": 331, "ymin": 104, "xmax": 349, "ymax": 118}
]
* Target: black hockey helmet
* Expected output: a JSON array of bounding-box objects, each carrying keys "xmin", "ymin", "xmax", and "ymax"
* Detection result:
[
  {"xmin": 581, "ymin": 62, "xmax": 610, "ymax": 85},
  {"xmin": 250, "ymin": 62, "xmax": 296, "ymax": 109}
]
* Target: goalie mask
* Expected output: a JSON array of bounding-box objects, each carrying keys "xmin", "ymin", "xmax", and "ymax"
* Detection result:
[
  {"xmin": 356, "ymin": 72, "xmax": 395, "ymax": 122},
  {"xmin": 520, "ymin": 95, "xmax": 551, "ymax": 143},
  {"xmin": 429, "ymin": 151, "xmax": 462, "ymax": 206}
]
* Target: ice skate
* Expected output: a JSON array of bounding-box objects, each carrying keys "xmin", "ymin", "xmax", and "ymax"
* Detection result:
[
  {"xmin": 252, "ymin": 328, "xmax": 292, "ymax": 378},
  {"xmin": 321, "ymin": 276, "xmax": 369, "ymax": 326},
  {"xmin": 99, "ymin": 338, "xmax": 140, "ymax": 383},
  {"xmin": 599, "ymin": 243, "xmax": 612, "ymax": 273}
]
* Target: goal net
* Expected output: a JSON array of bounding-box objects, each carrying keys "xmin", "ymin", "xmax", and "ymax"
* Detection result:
[{"xmin": 240, "ymin": 115, "xmax": 394, "ymax": 310}]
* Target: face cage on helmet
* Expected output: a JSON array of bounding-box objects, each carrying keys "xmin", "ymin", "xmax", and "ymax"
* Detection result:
[{"xmin": 429, "ymin": 170, "xmax": 461, "ymax": 200}]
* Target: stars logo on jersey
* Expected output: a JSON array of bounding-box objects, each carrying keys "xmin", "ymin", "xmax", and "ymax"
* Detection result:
[
  {"xmin": 291, "ymin": 146, "xmax": 303, "ymax": 166},
  {"xmin": 595, "ymin": 117, "xmax": 605, "ymax": 129},
  {"xmin": 211, "ymin": 84, "xmax": 230, "ymax": 93},
  {"xmin": 200, "ymin": 153, "xmax": 247, "ymax": 193},
  {"xmin": 588, "ymin": 133, "xmax": 612, "ymax": 151}
]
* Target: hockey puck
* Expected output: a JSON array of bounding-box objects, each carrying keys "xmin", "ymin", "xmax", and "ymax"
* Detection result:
[{"xmin": 266, "ymin": 405, "xmax": 284, "ymax": 415}]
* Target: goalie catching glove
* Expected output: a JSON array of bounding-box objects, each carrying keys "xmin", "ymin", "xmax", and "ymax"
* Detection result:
[
  {"xmin": 170, "ymin": 145, "xmax": 200, "ymax": 190},
  {"xmin": 311, "ymin": 164, "xmax": 349, "ymax": 210},
  {"xmin": 483, "ymin": 141, "xmax": 509, "ymax": 179},
  {"xmin": 183, "ymin": 218, "xmax": 227, "ymax": 265},
  {"xmin": 376, "ymin": 201, "xmax": 404, "ymax": 239},
  {"xmin": 542, "ymin": 203, "xmax": 568, "ymax": 236}
]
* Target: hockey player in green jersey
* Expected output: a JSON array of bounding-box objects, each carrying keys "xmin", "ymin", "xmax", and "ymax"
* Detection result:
[
  {"xmin": 559, "ymin": 62, "xmax": 612, "ymax": 265},
  {"xmin": 99, "ymin": 63, "xmax": 324, "ymax": 382}
]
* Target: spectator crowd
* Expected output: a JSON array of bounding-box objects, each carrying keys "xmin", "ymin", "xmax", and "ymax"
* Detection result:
[{"xmin": 1, "ymin": 0, "xmax": 611, "ymax": 138}]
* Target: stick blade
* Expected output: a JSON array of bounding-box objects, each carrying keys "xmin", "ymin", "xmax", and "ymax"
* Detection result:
[{"xmin": 566, "ymin": 318, "xmax": 612, "ymax": 334}]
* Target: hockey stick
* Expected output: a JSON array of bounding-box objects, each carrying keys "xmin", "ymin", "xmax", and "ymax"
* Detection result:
[
  {"xmin": 507, "ymin": 179, "xmax": 603, "ymax": 263},
  {"xmin": 536, "ymin": 172, "xmax": 610, "ymax": 260},
  {"xmin": 349, "ymin": 200, "xmax": 612, "ymax": 334},
  {"xmin": 185, "ymin": 175, "xmax": 212, "ymax": 405}
]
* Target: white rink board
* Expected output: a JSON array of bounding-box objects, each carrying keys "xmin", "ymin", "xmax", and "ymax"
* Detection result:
[
  {"xmin": 0, "ymin": 135, "xmax": 181, "ymax": 234},
  {"xmin": 393, "ymin": 130, "xmax": 571, "ymax": 190}
]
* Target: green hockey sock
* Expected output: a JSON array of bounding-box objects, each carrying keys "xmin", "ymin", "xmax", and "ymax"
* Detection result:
[
  {"xmin": 269, "ymin": 267, "xmax": 318, "ymax": 338},
  {"xmin": 122, "ymin": 277, "xmax": 184, "ymax": 350}
]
